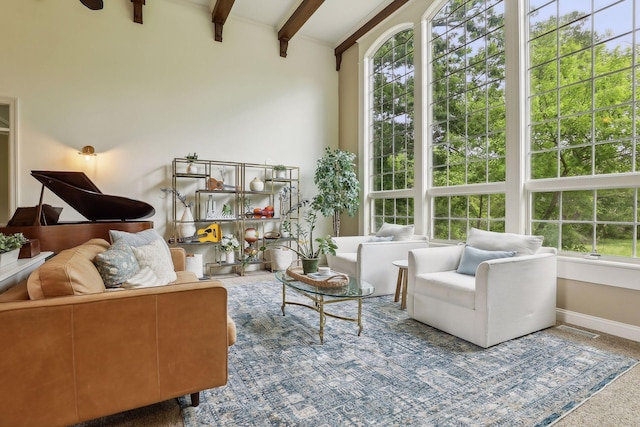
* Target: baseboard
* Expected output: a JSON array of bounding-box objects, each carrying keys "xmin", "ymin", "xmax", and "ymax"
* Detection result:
[{"xmin": 556, "ymin": 308, "xmax": 640, "ymax": 343}]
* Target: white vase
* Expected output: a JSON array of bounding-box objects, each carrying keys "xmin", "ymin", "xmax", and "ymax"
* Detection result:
[
  {"xmin": 250, "ymin": 177, "xmax": 264, "ymax": 191},
  {"xmin": 179, "ymin": 208, "xmax": 197, "ymax": 239},
  {"xmin": 275, "ymin": 170, "xmax": 287, "ymax": 179},
  {"xmin": 186, "ymin": 163, "xmax": 198, "ymax": 174},
  {"xmin": 225, "ymin": 251, "xmax": 235, "ymax": 264},
  {"xmin": 0, "ymin": 248, "xmax": 20, "ymax": 268}
]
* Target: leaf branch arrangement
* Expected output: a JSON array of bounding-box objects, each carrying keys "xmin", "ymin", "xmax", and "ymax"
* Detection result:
[{"xmin": 160, "ymin": 188, "xmax": 193, "ymax": 208}]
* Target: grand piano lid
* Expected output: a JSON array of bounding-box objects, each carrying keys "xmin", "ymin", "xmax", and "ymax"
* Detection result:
[{"xmin": 31, "ymin": 170, "xmax": 155, "ymax": 221}]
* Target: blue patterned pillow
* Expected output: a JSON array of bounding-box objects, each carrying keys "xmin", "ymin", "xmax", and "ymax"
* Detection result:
[{"xmin": 93, "ymin": 240, "xmax": 140, "ymax": 288}]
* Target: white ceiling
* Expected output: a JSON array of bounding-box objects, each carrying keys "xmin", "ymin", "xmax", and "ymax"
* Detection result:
[{"xmin": 191, "ymin": 0, "xmax": 397, "ymax": 46}]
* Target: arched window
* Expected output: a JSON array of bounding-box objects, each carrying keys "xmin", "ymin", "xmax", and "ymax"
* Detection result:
[{"xmin": 368, "ymin": 29, "xmax": 415, "ymax": 230}]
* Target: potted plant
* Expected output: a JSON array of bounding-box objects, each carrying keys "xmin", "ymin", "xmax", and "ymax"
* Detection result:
[
  {"xmin": 185, "ymin": 153, "xmax": 198, "ymax": 174},
  {"xmin": 0, "ymin": 232, "xmax": 28, "ymax": 267},
  {"xmin": 313, "ymin": 147, "xmax": 360, "ymax": 236},
  {"xmin": 280, "ymin": 208, "xmax": 337, "ymax": 274},
  {"xmin": 220, "ymin": 234, "xmax": 240, "ymax": 264},
  {"xmin": 273, "ymin": 164, "xmax": 287, "ymax": 179}
]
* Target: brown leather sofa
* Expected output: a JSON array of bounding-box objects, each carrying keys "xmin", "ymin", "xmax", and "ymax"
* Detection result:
[{"xmin": 0, "ymin": 238, "xmax": 236, "ymax": 427}]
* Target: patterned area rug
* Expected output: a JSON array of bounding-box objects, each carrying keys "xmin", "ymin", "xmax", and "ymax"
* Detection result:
[{"xmin": 180, "ymin": 280, "xmax": 637, "ymax": 426}]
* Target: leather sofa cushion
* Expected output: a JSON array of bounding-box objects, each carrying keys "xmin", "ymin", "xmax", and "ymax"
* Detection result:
[
  {"xmin": 415, "ymin": 271, "xmax": 476, "ymax": 310},
  {"xmin": 329, "ymin": 253, "xmax": 358, "ymax": 277},
  {"xmin": 28, "ymin": 239, "xmax": 110, "ymax": 300}
]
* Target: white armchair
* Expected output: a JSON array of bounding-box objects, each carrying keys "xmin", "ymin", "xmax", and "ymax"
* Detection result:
[
  {"xmin": 327, "ymin": 235, "xmax": 428, "ymax": 296},
  {"xmin": 407, "ymin": 229, "xmax": 557, "ymax": 348}
]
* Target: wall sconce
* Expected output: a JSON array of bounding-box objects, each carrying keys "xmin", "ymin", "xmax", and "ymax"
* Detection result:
[{"xmin": 78, "ymin": 145, "xmax": 97, "ymax": 160}]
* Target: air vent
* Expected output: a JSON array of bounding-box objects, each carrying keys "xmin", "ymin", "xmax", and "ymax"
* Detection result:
[{"xmin": 557, "ymin": 325, "xmax": 599, "ymax": 339}]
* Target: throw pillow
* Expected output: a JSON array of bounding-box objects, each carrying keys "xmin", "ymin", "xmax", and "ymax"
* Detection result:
[
  {"xmin": 368, "ymin": 236, "xmax": 394, "ymax": 242},
  {"xmin": 93, "ymin": 240, "xmax": 140, "ymax": 288},
  {"xmin": 109, "ymin": 228, "xmax": 173, "ymax": 261},
  {"xmin": 456, "ymin": 244, "xmax": 516, "ymax": 276},
  {"xmin": 121, "ymin": 266, "xmax": 163, "ymax": 289},
  {"xmin": 466, "ymin": 227, "xmax": 544, "ymax": 255},
  {"xmin": 376, "ymin": 223, "xmax": 414, "ymax": 241},
  {"xmin": 131, "ymin": 239, "xmax": 177, "ymax": 285}
]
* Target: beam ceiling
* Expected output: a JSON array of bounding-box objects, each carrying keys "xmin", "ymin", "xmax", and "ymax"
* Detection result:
[
  {"xmin": 334, "ymin": 0, "xmax": 409, "ymax": 71},
  {"xmin": 277, "ymin": 0, "xmax": 325, "ymax": 58},
  {"xmin": 211, "ymin": 0, "xmax": 236, "ymax": 42}
]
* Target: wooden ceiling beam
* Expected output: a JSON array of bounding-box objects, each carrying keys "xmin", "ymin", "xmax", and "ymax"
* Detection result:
[
  {"xmin": 278, "ymin": 0, "xmax": 325, "ymax": 58},
  {"xmin": 334, "ymin": 0, "xmax": 409, "ymax": 71},
  {"xmin": 131, "ymin": 0, "xmax": 145, "ymax": 24},
  {"xmin": 211, "ymin": 0, "xmax": 236, "ymax": 42}
]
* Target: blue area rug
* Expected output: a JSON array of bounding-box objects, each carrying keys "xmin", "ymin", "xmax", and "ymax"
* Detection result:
[{"xmin": 180, "ymin": 280, "xmax": 637, "ymax": 426}]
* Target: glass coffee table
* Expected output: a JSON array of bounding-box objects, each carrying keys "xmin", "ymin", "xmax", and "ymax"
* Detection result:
[{"xmin": 275, "ymin": 270, "xmax": 375, "ymax": 344}]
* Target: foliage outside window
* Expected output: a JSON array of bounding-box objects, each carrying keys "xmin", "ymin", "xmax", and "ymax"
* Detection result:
[
  {"xmin": 429, "ymin": 0, "xmax": 506, "ymax": 240},
  {"xmin": 528, "ymin": 0, "xmax": 640, "ymax": 256},
  {"xmin": 369, "ymin": 29, "xmax": 415, "ymax": 229}
]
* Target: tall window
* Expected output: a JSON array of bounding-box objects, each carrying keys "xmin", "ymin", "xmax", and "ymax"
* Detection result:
[
  {"xmin": 369, "ymin": 29, "xmax": 415, "ymax": 229},
  {"xmin": 429, "ymin": 0, "xmax": 506, "ymax": 240},
  {"xmin": 528, "ymin": 0, "xmax": 640, "ymax": 256}
]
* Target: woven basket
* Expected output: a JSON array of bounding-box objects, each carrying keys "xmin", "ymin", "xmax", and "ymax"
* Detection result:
[{"xmin": 285, "ymin": 267, "xmax": 349, "ymax": 288}]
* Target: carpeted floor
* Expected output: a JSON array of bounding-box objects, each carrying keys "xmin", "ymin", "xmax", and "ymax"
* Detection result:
[{"xmin": 74, "ymin": 273, "xmax": 640, "ymax": 427}]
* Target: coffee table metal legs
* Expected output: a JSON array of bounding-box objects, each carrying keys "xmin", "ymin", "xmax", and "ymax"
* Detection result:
[{"xmin": 281, "ymin": 284, "xmax": 364, "ymax": 344}]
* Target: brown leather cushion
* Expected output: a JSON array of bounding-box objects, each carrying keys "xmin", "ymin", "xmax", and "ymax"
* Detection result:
[{"xmin": 28, "ymin": 239, "xmax": 110, "ymax": 300}]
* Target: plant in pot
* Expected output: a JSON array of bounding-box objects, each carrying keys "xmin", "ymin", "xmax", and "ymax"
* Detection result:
[
  {"xmin": 185, "ymin": 153, "xmax": 198, "ymax": 174},
  {"xmin": 220, "ymin": 234, "xmax": 240, "ymax": 264},
  {"xmin": 313, "ymin": 147, "xmax": 360, "ymax": 237},
  {"xmin": 273, "ymin": 164, "xmax": 287, "ymax": 179},
  {"xmin": 279, "ymin": 208, "xmax": 337, "ymax": 274},
  {"xmin": 0, "ymin": 232, "xmax": 28, "ymax": 267}
]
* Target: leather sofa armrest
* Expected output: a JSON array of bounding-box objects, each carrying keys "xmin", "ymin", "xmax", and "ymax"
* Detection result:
[{"xmin": 171, "ymin": 247, "xmax": 186, "ymax": 272}]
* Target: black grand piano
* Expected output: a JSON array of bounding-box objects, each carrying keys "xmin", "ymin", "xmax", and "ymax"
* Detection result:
[{"xmin": 0, "ymin": 171, "xmax": 155, "ymax": 253}]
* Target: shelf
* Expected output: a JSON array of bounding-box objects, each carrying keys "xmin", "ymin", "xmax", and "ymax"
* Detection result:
[{"xmin": 174, "ymin": 173, "xmax": 209, "ymax": 179}]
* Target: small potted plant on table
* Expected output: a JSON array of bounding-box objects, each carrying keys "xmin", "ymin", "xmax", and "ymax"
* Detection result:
[
  {"xmin": 220, "ymin": 234, "xmax": 240, "ymax": 264},
  {"xmin": 0, "ymin": 232, "xmax": 28, "ymax": 267}
]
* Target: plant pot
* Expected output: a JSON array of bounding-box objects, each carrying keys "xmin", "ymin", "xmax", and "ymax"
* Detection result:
[
  {"xmin": 268, "ymin": 247, "xmax": 294, "ymax": 271},
  {"xmin": 301, "ymin": 258, "xmax": 319, "ymax": 275},
  {"xmin": 0, "ymin": 248, "xmax": 20, "ymax": 268},
  {"xmin": 275, "ymin": 170, "xmax": 287, "ymax": 179}
]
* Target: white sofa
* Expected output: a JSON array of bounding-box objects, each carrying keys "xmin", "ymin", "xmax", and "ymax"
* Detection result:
[
  {"xmin": 407, "ymin": 228, "xmax": 557, "ymax": 348},
  {"xmin": 328, "ymin": 234, "xmax": 428, "ymax": 296}
]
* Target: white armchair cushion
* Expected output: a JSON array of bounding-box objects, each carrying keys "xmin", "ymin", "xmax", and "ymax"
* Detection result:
[
  {"xmin": 328, "ymin": 253, "xmax": 357, "ymax": 277},
  {"xmin": 467, "ymin": 228, "xmax": 543, "ymax": 255},
  {"xmin": 415, "ymin": 271, "xmax": 476, "ymax": 309},
  {"xmin": 376, "ymin": 223, "xmax": 415, "ymax": 241},
  {"xmin": 456, "ymin": 245, "xmax": 516, "ymax": 276}
]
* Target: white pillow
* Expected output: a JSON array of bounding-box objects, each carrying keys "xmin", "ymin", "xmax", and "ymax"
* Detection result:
[
  {"xmin": 466, "ymin": 228, "xmax": 543, "ymax": 255},
  {"xmin": 121, "ymin": 266, "xmax": 164, "ymax": 289},
  {"xmin": 376, "ymin": 223, "xmax": 414, "ymax": 241},
  {"xmin": 131, "ymin": 239, "xmax": 177, "ymax": 285}
]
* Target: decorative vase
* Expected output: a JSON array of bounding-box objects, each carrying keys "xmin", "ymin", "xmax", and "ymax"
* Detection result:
[
  {"xmin": 275, "ymin": 169, "xmax": 287, "ymax": 179},
  {"xmin": 225, "ymin": 251, "xmax": 235, "ymax": 264},
  {"xmin": 301, "ymin": 258, "xmax": 319, "ymax": 275},
  {"xmin": 0, "ymin": 248, "xmax": 20, "ymax": 268},
  {"xmin": 244, "ymin": 227, "xmax": 259, "ymax": 243},
  {"xmin": 250, "ymin": 177, "xmax": 264, "ymax": 192},
  {"xmin": 186, "ymin": 162, "xmax": 198, "ymax": 174},
  {"xmin": 179, "ymin": 207, "xmax": 197, "ymax": 239}
]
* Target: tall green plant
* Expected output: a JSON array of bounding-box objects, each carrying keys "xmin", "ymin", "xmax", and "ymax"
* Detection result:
[{"xmin": 313, "ymin": 147, "xmax": 360, "ymax": 236}]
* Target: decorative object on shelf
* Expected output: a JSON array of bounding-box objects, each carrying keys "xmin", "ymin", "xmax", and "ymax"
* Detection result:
[
  {"xmin": 205, "ymin": 196, "xmax": 235, "ymax": 220},
  {"xmin": 244, "ymin": 227, "xmax": 259, "ymax": 243},
  {"xmin": 249, "ymin": 176, "xmax": 264, "ymax": 192},
  {"xmin": 161, "ymin": 188, "xmax": 196, "ymax": 238},
  {"xmin": 179, "ymin": 208, "xmax": 197, "ymax": 239},
  {"xmin": 313, "ymin": 147, "xmax": 360, "ymax": 236},
  {"xmin": 186, "ymin": 153, "xmax": 198, "ymax": 174},
  {"xmin": 273, "ymin": 164, "xmax": 287, "ymax": 179},
  {"xmin": 220, "ymin": 234, "xmax": 240, "ymax": 264},
  {"xmin": 174, "ymin": 223, "xmax": 221, "ymax": 243},
  {"xmin": 0, "ymin": 232, "xmax": 28, "ymax": 267}
]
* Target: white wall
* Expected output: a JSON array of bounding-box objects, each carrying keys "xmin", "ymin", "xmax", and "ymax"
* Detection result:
[{"xmin": 0, "ymin": 0, "xmax": 338, "ymax": 236}]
